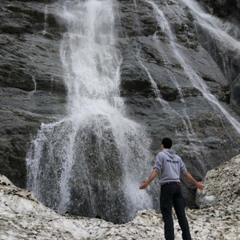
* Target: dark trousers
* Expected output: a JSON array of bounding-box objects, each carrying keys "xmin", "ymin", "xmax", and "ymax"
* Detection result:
[{"xmin": 160, "ymin": 182, "xmax": 191, "ymax": 240}]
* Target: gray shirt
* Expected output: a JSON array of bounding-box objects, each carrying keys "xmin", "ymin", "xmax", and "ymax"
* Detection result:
[{"xmin": 153, "ymin": 149, "xmax": 188, "ymax": 185}]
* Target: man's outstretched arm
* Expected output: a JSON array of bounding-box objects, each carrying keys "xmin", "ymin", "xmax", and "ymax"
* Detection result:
[
  {"xmin": 184, "ymin": 172, "xmax": 204, "ymax": 190},
  {"xmin": 139, "ymin": 169, "xmax": 159, "ymax": 189}
]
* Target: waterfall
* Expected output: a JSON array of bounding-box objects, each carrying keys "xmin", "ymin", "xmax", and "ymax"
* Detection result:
[
  {"xmin": 134, "ymin": 46, "xmax": 197, "ymax": 141},
  {"xmin": 131, "ymin": 1, "xmax": 200, "ymax": 151},
  {"xmin": 180, "ymin": 0, "xmax": 240, "ymax": 82},
  {"xmin": 42, "ymin": 5, "xmax": 48, "ymax": 36},
  {"xmin": 146, "ymin": 0, "xmax": 240, "ymax": 135},
  {"xmin": 27, "ymin": 0, "xmax": 153, "ymax": 224}
]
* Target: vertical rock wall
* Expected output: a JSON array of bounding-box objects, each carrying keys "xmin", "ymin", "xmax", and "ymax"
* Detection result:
[
  {"xmin": 0, "ymin": 0, "xmax": 66, "ymax": 187},
  {"xmin": 116, "ymin": 0, "xmax": 240, "ymax": 207},
  {"xmin": 0, "ymin": 0, "xmax": 240, "ymax": 213}
]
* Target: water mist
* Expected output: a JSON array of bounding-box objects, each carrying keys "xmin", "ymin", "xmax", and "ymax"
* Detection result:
[{"xmin": 27, "ymin": 0, "xmax": 153, "ymax": 223}]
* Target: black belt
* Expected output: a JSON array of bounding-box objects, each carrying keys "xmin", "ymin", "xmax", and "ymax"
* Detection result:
[{"xmin": 161, "ymin": 182, "xmax": 180, "ymax": 186}]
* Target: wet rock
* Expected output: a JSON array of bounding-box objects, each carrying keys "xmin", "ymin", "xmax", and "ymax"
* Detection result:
[
  {"xmin": 117, "ymin": 0, "xmax": 240, "ymax": 208},
  {"xmin": 197, "ymin": 0, "xmax": 240, "ymax": 20},
  {"xmin": 0, "ymin": 0, "xmax": 66, "ymax": 187},
  {"xmin": 231, "ymin": 75, "xmax": 240, "ymax": 113}
]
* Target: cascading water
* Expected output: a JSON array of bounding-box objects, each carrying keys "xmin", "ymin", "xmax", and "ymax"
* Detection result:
[
  {"xmin": 146, "ymin": 0, "xmax": 240, "ymax": 135},
  {"xmin": 27, "ymin": 0, "xmax": 153, "ymax": 223},
  {"xmin": 128, "ymin": 1, "xmax": 200, "ymax": 157},
  {"xmin": 134, "ymin": 46, "xmax": 197, "ymax": 141},
  {"xmin": 180, "ymin": 0, "xmax": 240, "ymax": 83}
]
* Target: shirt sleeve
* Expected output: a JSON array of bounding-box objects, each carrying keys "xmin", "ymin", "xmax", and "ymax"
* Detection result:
[
  {"xmin": 153, "ymin": 152, "xmax": 163, "ymax": 173},
  {"xmin": 179, "ymin": 157, "xmax": 188, "ymax": 175}
]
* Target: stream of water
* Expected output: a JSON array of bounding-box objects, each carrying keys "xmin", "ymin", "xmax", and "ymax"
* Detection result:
[
  {"xmin": 27, "ymin": 0, "xmax": 153, "ymax": 223},
  {"xmin": 181, "ymin": 0, "xmax": 240, "ymax": 81},
  {"xmin": 146, "ymin": 0, "xmax": 240, "ymax": 135}
]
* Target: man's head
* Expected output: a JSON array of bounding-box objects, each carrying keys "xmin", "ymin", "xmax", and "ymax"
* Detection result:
[{"xmin": 161, "ymin": 137, "xmax": 172, "ymax": 149}]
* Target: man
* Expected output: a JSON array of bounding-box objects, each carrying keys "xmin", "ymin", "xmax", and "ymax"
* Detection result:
[{"xmin": 140, "ymin": 137, "xmax": 204, "ymax": 240}]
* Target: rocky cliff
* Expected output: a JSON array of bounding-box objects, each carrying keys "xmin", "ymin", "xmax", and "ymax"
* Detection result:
[
  {"xmin": 0, "ymin": 154, "xmax": 239, "ymax": 239},
  {"xmin": 197, "ymin": 0, "xmax": 240, "ymax": 21},
  {"xmin": 0, "ymin": 0, "xmax": 240, "ymax": 220},
  {"xmin": 116, "ymin": 0, "xmax": 240, "ymax": 207},
  {"xmin": 0, "ymin": 0, "xmax": 66, "ymax": 187}
]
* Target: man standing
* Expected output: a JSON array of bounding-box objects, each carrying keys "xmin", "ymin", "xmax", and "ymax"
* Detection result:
[{"xmin": 140, "ymin": 137, "xmax": 204, "ymax": 240}]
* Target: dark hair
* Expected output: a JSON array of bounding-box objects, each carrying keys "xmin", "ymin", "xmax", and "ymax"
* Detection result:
[{"xmin": 162, "ymin": 138, "xmax": 172, "ymax": 149}]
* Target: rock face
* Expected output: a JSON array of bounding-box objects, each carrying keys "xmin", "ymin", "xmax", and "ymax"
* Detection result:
[
  {"xmin": 195, "ymin": 0, "xmax": 240, "ymax": 112},
  {"xmin": 0, "ymin": 0, "xmax": 66, "ymax": 187},
  {"xmin": 1, "ymin": 0, "xmax": 240, "ymax": 221},
  {"xmin": 116, "ymin": 0, "xmax": 240, "ymax": 208},
  {"xmin": 197, "ymin": 0, "xmax": 240, "ymax": 20},
  {"xmin": 0, "ymin": 155, "xmax": 239, "ymax": 239}
]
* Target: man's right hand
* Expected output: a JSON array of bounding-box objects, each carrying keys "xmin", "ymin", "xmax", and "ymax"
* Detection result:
[
  {"xmin": 196, "ymin": 182, "xmax": 204, "ymax": 190},
  {"xmin": 139, "ymin": 170, "xmax": 159, "ymax": 189},
  {"xmin": 139, "ymin": 180, "xmax": 149, "ymax": 189}
]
